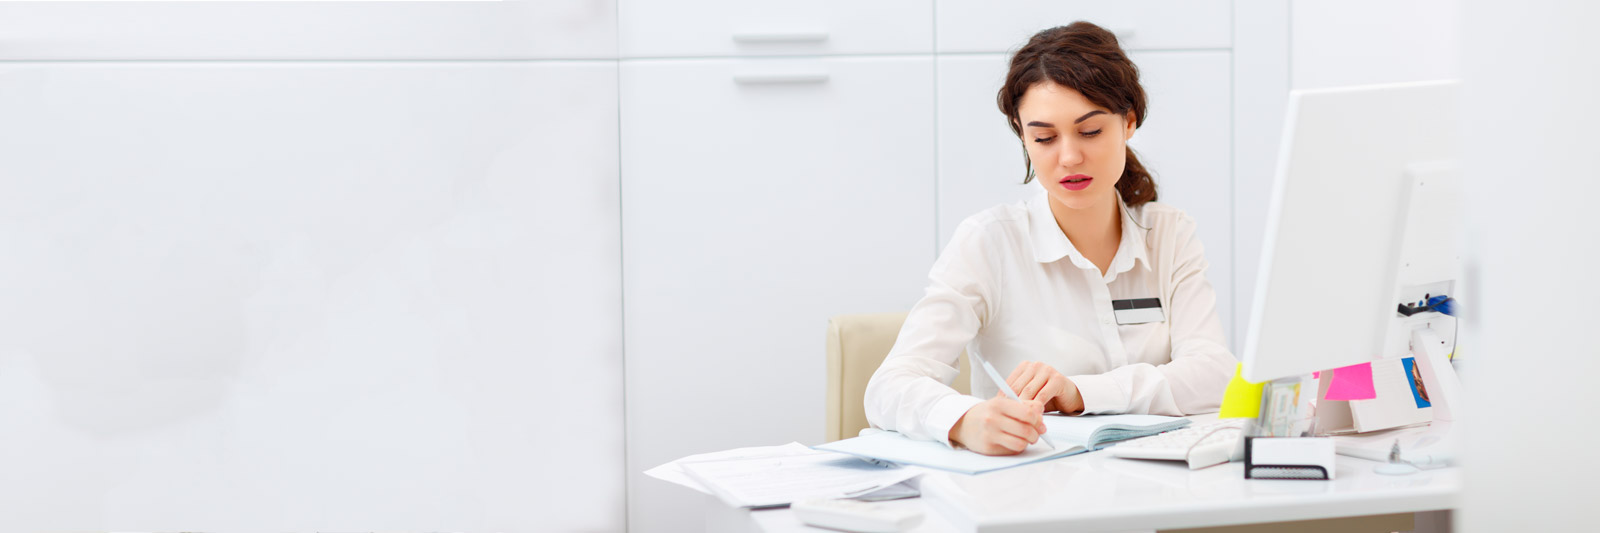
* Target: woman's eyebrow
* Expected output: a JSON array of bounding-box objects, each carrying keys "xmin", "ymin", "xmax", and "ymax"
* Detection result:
[{"xmin": 1026, "ymin": 110, "xmax": 1107, "ymax": 128}]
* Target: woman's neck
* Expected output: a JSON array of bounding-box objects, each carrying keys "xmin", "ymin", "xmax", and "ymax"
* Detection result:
[{"xmin": 1049, "ymin": 194, "xmax": 1122, "ymax": 275}]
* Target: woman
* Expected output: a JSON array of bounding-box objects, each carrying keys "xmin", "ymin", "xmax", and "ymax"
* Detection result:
[{"xmin": 863, "ymin": 21, "xmax": 1236, "ymax": 456}]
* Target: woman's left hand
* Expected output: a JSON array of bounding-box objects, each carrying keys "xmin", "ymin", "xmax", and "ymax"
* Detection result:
[{"xmin": 1006, "ymin": 361, "xmax": 1085, "ymax": 415}]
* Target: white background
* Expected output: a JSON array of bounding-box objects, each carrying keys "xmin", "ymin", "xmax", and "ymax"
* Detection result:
[{"xmin": 3, "ymin": 0, "xmax": 1589, "ymax": 531}]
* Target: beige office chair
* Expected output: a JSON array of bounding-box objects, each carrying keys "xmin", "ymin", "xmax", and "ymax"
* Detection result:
[{"xmin": 824, "ymin": 312, "xmax": 971, "ymax": 441}]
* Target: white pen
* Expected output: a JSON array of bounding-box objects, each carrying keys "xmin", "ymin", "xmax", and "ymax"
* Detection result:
[{"xmin": 977, "ymin": 356, "xmax": 1055, "ymax": 451}]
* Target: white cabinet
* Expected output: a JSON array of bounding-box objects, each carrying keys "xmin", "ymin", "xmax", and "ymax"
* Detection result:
[
  {"xmin": 0, "ymin": 0, "xmax": 616, "ymax": 59},
  {"xmin": 936, "ymin": 0, "xmax": 1232, "ymax": 53},
  {"xmin": 620, "ymin": 0, "xmax": 932, "ymax": 57},
  {"xmin": 0, "ymin": 63, "xmax": 622, "ymax": 531},
  {"xmin": 936, "ymin": 51, "xmax": 1234, "ymax": 342},
  {"xmin": 620, "ymin": 56, "xmax": 936, "ymax": 532}
]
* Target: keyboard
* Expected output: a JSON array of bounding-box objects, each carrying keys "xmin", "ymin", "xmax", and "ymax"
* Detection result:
[{"xmin": 1108, "ymin": 418, "xmax": 1249, "ymax": 469}]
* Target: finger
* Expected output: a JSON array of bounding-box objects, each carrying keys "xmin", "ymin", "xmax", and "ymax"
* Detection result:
[
  {"xmin": 993, "ymin": 416, "xmax": 1040, "ymax": 445},
  {"xmin": 1000, "ymin": 398, "xmax": 1047, "ymax": 432},
  {"xmin": 1019, "ymin": 373, "xmax": 1051, "ymax": 400},
  {"xmin": 1032, "ymin": 375, "xmax": 1066, "ymax": 406},
  {"xmin": 994, "ymin": 396, "xmax": 1040, "ymax": 418},
  {"xmin": 977, "ymin": 431, "xmax": 1026, "ymax": 455},
  {"xmin": 1006, "ymin": 365, "xmax": 1033, "ymax": 394},
  {"xmin": 994, "ymin": 398, "xmax": 1045, "ymax": 428},
  {"xmin": 1029, "ymin": 400, "xmax": 1048, "ymax": 433},
  {"xmin": 986, "ymin": 400, "xmax": 1040, "ymax": 439},
  {"xmin": 994, "ymin": 431, "xmax": 1030, "ymax": 454},
  {"xmin": 1006, "ymin": 362, "xmax": 1029, "ymax": 383}
]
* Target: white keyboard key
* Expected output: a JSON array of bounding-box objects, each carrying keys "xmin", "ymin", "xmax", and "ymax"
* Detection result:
[{"xmin": 1108, "ymin": 419, "xmax": 1248, "ymax": 469}]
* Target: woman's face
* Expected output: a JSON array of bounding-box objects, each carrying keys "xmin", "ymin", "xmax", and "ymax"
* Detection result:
[{"xmin": 1016, "ymin": 82, "xmax": 1137, "ymax": 212}]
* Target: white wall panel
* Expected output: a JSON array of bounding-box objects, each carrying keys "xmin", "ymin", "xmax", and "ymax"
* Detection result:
[
  {"xmin": 1459, "ymin": 3, "xmax": 1599, "ymax": 530},
  {"xmin": 1289, "ymin": 0, "xmax": 1460, "ymax": 90},
  {"xmin": 937, "ymin": 52, "xmax": 1234, "ymax": 341},
  {"xmin": 619, "ymin": 0, "xmax": 932, "ymax": 57},
  {"xmin": 0, "ymin": 62, "xmax": 622, "ymax": 531},
  {"xmin": 621, "ymin": 56, "xmax": 935, "ymax": 532},
  {"xmin": 0, "ymin": 0, "xmax": 616, "ymax": 60},
  {"xmin": 1230, "ymin": 0, "xmax": 1289, "ymax": 352},
  {"xmin": 936, "ymin": 0, "xmax": 1232, "ymax": 53}
]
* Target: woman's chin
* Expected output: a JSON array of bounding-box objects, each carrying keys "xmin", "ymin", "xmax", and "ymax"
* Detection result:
[{"xmin": 1047, "ymin": 188, "xmax": 1111, "ymax": 211}]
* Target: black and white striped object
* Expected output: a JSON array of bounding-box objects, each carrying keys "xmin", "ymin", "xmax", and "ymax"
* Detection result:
[{"xmin": 1112, "ymin": 298, "xmax": 1164, "ymax": 325}]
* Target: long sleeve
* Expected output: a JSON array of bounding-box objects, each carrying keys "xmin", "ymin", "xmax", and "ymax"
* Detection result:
[
  {"xmin": 862, "ymin": 217, "xmax": 1003, "ymax": 447},
  {"xmin": 1069, "ymin": 214, "xmax": 1237, "ymax": 416}
]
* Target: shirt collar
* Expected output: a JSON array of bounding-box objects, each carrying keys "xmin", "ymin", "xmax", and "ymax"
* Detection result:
[{"xmin": 1026, "ymin": 192, "xmax": 1151, "ymax": 277}]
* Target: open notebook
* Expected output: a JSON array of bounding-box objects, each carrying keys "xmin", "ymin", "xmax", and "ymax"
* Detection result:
[{"xmin": 814, "ymin": 414, "xmax": 1190, "ymax": 475}]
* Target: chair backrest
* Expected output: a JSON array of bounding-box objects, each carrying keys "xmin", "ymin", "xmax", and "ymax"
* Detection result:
[{"xmin": 824, "ymin": 312, "xmax": 970, "ymax": 441}]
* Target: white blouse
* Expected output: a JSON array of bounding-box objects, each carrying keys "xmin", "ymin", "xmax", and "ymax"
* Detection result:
[{"xmin": 863, "ymin": 191, "xmax": 1237, "ymax": 446}]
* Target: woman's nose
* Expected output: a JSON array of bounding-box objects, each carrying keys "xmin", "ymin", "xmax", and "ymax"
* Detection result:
[{"xmin": 1057, "ymin": 143, "xmax": 1084, "ymax": 168}]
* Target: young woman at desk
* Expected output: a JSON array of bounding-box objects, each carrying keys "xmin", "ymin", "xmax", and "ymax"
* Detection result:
[{"xmin": 863, "ymin": 22, "xmax": 1236, "ymax": 456}]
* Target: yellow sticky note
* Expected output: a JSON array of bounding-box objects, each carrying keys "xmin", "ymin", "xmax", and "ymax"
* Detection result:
[{"xmin": 1219, "ymin": 363, "xmax": 1266, "ymax": 419}]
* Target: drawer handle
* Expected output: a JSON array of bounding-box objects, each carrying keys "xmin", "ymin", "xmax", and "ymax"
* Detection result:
[
  {"xmin": 732, "ymin": 32, "xmax": 831, "ymax": 44},
  {"xmin": 733, "ymin": 73, "xmax": 830, "ymax": 85}
]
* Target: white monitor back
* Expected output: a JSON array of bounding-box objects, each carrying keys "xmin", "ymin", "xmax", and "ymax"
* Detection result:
[{"xmin": 1242, "ymin": 80, "xmax": 1459, "ymax": 382}]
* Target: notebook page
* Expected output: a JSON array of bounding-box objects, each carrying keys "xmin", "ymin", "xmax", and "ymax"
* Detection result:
[
  {"xmin": 1043, "ymin": 414, "xmax": 1189, "ymax": 445},
  {"xmin": 815, "ymin": 431, "xmax": 1087, "ymax": 475}
]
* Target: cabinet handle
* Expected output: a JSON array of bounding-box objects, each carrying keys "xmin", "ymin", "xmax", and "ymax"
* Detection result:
[
  {"xmin": 732, "ymin": 73, "xmax": 830, "ymax": 85},
  {"xmin": 732, "ymin": 32, "xmax": 830, "ymax": 44}
]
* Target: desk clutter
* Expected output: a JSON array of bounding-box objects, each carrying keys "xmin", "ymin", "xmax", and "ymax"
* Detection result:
[{"xmin": 651, "ymin": 350, "xmax": 1461, "ymax": 530}]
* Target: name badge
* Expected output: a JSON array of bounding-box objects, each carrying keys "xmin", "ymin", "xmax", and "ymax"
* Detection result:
[{"xmin": 1113, "ymin": 298, "xmax": 1164, "ymax": 325}]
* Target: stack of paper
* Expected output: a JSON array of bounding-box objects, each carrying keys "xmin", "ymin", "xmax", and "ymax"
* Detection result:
[{"xmin": 647, "ymin": 443, "xmax": 923, "ymax": 509}]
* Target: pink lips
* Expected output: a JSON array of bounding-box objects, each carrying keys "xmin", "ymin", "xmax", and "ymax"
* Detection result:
[{"xmin": 1059, "ymin": 174, "xmax": 1093, "ymax": 191}]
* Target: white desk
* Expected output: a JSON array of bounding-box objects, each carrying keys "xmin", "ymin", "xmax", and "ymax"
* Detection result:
[{"xmin": 704, "ymin": 421, "xmax": 1459, "ymax": 533}]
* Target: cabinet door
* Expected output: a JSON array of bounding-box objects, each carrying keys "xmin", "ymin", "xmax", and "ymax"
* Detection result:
[
  {"xmin": 936, "ymin": 0, "xmax": 1231, "ymax": 53},
  {"xmin": 621, "ymin": 57, "xmax": 935, "ymax": 532},
  {"xmin": 0, "ymin": 63, "xmax": 622, "ymax": 531},
  {"xmin": 619, "ymin": 0, "xmax": 932, "ymax": 57},
  {"xmin": 0, "ymin": 0, "xmax": 615, "ymax": 59},
  {"xmin": 937, "ymin": 51, "xmax": 1234, "ymax": 342}
]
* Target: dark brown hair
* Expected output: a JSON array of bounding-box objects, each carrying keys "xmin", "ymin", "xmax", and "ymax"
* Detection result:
[{"xmin": 997, "ymin": 21, "xmax": 1157, "ymax": 207}]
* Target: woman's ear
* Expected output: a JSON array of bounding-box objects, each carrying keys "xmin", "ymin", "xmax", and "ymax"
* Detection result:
[{"xmin": 1123, "ymin": 112, "xmax": 1138, "ymax": 138}]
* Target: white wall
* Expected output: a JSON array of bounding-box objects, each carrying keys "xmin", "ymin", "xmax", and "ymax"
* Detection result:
[
  {"xmin": 1458, "ymin": 2, "xmax": 1599, "ymax": 530},
  {"xmin": 0, "ymin": 3, "xmax": 626, "ymax": 531},
  {"xmin": 1289, "ymin": 0, "xmax": 1461, "ymax": 91}
]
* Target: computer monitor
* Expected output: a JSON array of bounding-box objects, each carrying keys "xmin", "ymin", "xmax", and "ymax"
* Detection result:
[{"xmin": 1240, "ymin": 80, "xmax": 1460, "ymax": 383}]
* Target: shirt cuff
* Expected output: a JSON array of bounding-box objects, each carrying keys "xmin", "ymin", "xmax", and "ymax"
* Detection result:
[
  {"xmin": 1069, "ymin": 373, "xmax": 1126, "ymax": 415},
  {"xmin": 926, "ymin": 393, "xmax": 985, "ymax": 448}
]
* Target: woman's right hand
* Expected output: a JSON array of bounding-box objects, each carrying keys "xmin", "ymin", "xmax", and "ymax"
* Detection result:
[{"xmin": 948, "ymin": 394, "xmax": 1048, "ymax": 455}]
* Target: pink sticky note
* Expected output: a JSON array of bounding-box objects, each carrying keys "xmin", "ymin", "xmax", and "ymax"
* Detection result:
[
  {"xmin": 1312, "ymin": 371, "xmax": 1321, "ymax": 379},
  {"xmin": 1325, "ymin": 362, "xmax": 1376, "ymax": 401}
]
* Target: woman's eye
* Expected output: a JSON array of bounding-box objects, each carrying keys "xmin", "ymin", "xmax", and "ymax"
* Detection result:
[
  {"xmin": 1033, "ymin": 136, "xmax": 1056, "ymax": 143},
  {"xmin": 1081, "ymin": 129, "xmax": 1103, "ymax": 137}
]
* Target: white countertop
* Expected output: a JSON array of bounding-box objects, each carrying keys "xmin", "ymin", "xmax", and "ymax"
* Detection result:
[
  {"xmin": 920, "ymin": 443, "xmax": 1458, "ymax": 532},
  {"xmin": 714, "ymin": 419, "xmax": 1460, "ymax": 533}
]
